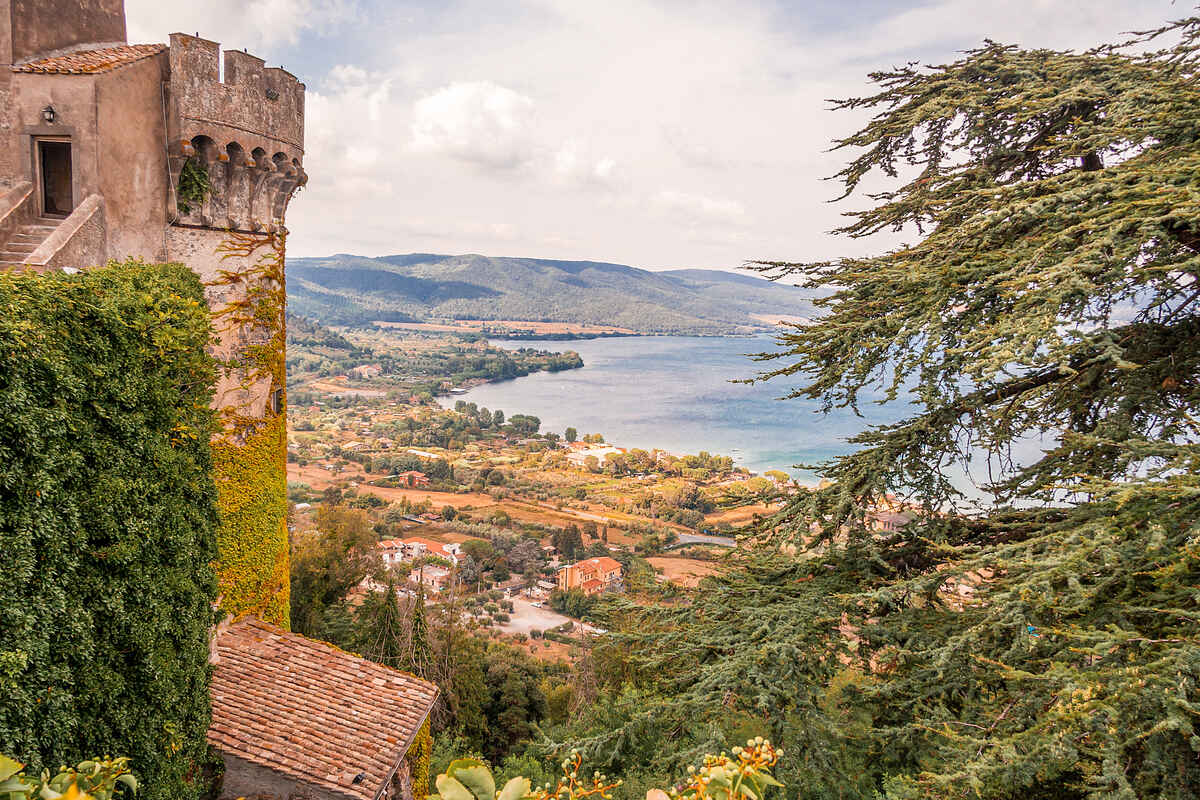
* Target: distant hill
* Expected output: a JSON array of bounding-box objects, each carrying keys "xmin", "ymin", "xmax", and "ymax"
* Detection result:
[{"xmin": 286, "ymin": 253, "xmax": 819, "ymax": 334}]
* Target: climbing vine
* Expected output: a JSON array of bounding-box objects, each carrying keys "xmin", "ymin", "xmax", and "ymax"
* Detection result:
[
  {"xmin": 205, "ymin": 229, "xmax": 290, "ymax": 627},
  {"xmin": 0, "ymin": 261, "xmax": 219, "ymax": 800},
  {"xmin": 176, "ymin": 158, "xmax": 212, "ymax": 215},
  {"xmin": 408, "ymin": 719, "xmax": 432, "ymax": 800}
]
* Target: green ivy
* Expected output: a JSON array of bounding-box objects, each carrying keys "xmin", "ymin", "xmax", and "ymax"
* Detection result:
[
  {"xmin": 177, "ymin": 158, "xmax": 211, "ymax": 215},
  {"xmin": 0, "ymin": 260, "xmax": 219, "ymax": 800}
]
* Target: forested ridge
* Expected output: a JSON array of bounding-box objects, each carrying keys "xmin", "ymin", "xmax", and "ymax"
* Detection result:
[{"xmin": 286, "ymin": 254, "xmax": 820, "ymax": 334}]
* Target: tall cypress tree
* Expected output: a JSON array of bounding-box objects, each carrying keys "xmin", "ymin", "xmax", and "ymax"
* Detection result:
[
  {"xmin": 572, "ymin": 14, "xmax": 1200, "ymax": 800},
  {"xmin": 408, "ymin": 588, "xmax": 432, "ymax": 680},
  {"xmin": 354, "ymin": 578, "xmax": 407, "ymax": 670}
]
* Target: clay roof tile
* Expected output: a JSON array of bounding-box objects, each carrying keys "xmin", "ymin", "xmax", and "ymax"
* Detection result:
[
  {"xmin": 14, "ymin": 44, "xmax": 166, "ymax": 75},
  {"xmin": 208, "ymin": 618, "xmax": 439, "ymax": 800}
]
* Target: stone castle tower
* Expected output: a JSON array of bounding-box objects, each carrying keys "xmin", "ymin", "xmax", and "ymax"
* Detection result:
[{"xmin": 0, "ymin": 0, "xmax": 305, "ymax": 626}]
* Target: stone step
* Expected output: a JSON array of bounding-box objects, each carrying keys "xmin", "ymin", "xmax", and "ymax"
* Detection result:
[
  {"xmin": 8, "ymin": 233, "xmax": 42, "ymax": 243},
  {"xmin": 0, "ymin": 252, "xmax": 29, "ymax": 263},
  {"xmin": 4, "ymin": 242, "xmax": 36, "ymax": 254}
]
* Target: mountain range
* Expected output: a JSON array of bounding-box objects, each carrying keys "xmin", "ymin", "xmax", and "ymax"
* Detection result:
[{"xmin": 286, "ymin": 253, "xmax": 819, "ymax": 335}]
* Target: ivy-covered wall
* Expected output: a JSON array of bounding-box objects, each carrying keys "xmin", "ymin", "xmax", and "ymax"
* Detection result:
[
  {"xmin": 211, "ymin": 414, "xmax": 289, "ymax": 626},
  {"xmin": 0, "ymin": 260, "xmax": 219, "ymax": 800},
  {"xmin": 207, "ymin": 230, "xmax": 290, "ymax": 627},
  {"xmin": 408, "ymin": 719, "xmax": 432, "ymax": 800}
]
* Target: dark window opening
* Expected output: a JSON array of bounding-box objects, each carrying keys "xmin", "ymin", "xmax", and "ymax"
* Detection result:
[
  {"xmin": 39, "ymin": 141, "xmax": 72, "ymax": 217},
  {"xmin": 270, "ymin": 388, "xmax": 284, "ymax": 416}
]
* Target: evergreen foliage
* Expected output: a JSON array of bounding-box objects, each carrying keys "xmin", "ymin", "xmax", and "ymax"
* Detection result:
[
  {"xmin": 409, "ymin": 589, "xmax": 433, "ymax": 680},
  {"xmin": 563, "ymin": 15, "xmax": 1200, "ymax": 800},
  {"xmin": 0, "ymin": 261, "xmax": 219, "ymax": 800},
  {"xmin": 354, "ymin": 578, "xmax": 408, "ymax": 670},
  {"xmin": 290, "ymin": 505, "xmax": 380, "ymax": 638}
]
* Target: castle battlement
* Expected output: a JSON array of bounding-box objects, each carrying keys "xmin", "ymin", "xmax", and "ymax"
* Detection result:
[
  {"xmin": 168, "ymin": 34, "xmax": 304, "ymax": 152},
  {"xmin": 165, "ymin": 34, "xmax": 306, "ymax": 233}
]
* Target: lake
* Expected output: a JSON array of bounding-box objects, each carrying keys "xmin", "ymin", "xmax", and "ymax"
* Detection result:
[{"xmin": 439, "ymin": 335, "xmax": 903, "ymax": 482}]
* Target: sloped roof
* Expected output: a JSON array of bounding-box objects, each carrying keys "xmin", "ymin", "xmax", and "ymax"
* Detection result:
[
  {"xmin": 209, "ymin": 618, "xmax": 439, "ymax": 800},
  {"xmin": 577, "ymin": 556, "xmax": 622, "ymax": 572},
  {"xmin": 13, "ymin": 44, "xmax": 166, "ymax": 75}
]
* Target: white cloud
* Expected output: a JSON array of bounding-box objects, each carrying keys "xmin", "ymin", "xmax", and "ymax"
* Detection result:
[
  {"xmin": 551, "ymin": 142, "xmax": 626, "ymax": 190},
  {"xmin": 128, "ymin": 0, "xmax": 1186, "ymax": 269},
  {"xmin": 411, "ymin": 82, "xmax": 537, "ymax": 170},
  {"xmin": 125, "ymin": 0, "xmax": 359, "ymax": 50},
  {"xmin": 655, "ymin": 190, "xmax": 748, "ymax": 227}
]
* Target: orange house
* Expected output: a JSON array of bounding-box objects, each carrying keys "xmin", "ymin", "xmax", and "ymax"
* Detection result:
[{"xmin": 557, "ymin": 556, "xmax": 623, "ymax": 596}]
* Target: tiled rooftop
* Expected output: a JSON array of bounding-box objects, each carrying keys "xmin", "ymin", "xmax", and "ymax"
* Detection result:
[
  {"xmin": 576, "ymin": 556, "xmax": 622, "ymax": 572},
  {"xmin": 13, "ymin": 44, "xmax": 166, "ymax": 74},
  {"xmin": 209, "ymin": 618, "xmax": 439, "ymax": 800}
]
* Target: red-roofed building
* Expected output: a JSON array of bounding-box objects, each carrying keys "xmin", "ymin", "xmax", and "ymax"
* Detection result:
[
  {"xmin": 209, "ymin": 618, "xmax": 437, "ymax": 800},
  {"xmin": 379, "ymin": 537, "xmax": 461, "ymax": 567},
  {"xmin": 557, "ymin": 556, "xmax": 623, "ymax": 595},
  {"xmin": 395, "ymin": 470, "xmax": 430, "ymax": 488}
]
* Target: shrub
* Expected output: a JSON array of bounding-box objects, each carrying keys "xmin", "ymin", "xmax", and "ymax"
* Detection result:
[
  {"xmin": 430, "ymin": 741, "xmax": 781, "ymax": 800},
  {"xmin": 0, "ymin": 753, "xmax": 137, "ymax": 800},
  {"xmin": 0, "ymin": 262, "xmax": 219, "ymax": 800}
]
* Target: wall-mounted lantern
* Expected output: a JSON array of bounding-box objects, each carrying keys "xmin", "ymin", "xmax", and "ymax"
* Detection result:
[{"xmin": 41, "ymin": 105, "xmax": 56, "ymax": 124}]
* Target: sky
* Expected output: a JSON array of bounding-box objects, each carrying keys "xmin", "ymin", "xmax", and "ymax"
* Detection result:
[{"xmin": 126, "ymin": 0, "xmax": 1183, "ymax": 270}]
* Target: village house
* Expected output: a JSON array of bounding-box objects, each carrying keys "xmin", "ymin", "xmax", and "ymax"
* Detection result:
[
  {"xmin": 209, "ymin": 619, "xmax": 438, "ymax": 800},
  {"xmin": 409, "ymin": 565, "xmax": 453, "ymax": 592},
  {"xmin": 394, "ymin": 470, "xmax": 430, "ymax": 488},
  {"xmin": 557, "ymin": 556, "xmax": 623, "ymax": 596},
  {"xmin": 349, "ymin": 363, "xmax": 383, "ymax": 379},
  {"xmin": 380, "ymin": 537, "xmax": 461, "ymax": 567},
  {"xmin": 566, "ymin": 444, "xmax": 626, "ymax": 468}
]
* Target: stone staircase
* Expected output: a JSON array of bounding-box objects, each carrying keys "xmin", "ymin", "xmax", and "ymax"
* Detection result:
[{"xmin": 0, "ymin": 219, "xmax": 60, "ymax": 268}]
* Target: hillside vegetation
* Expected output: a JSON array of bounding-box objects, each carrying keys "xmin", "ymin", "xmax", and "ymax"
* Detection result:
[{"xmin": 287, "ymin": 253, "xmax": 819, "ymax": 334}]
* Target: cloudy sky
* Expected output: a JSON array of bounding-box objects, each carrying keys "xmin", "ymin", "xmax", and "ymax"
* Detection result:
[{"xmin": 127, "ymin": 0, "xmax": 1181, "ymax": 269}]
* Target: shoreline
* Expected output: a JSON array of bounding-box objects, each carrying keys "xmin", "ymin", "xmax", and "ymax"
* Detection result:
[{"xmin": 439, "ymin": 334, "xmax": 816, "ymax": 482}]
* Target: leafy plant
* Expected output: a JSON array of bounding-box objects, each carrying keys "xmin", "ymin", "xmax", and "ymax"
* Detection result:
[
  {"xmin": 432, "ymin": 741, "xmax": 781, "ymax": 800},
  {"xmin": 0, "ymin": 753, "xmax": 137, "ymax": 800},
  {"xmin": 176, "ymin": 158, "xmax": 211, "ymax": 214},
  {"xmin": 0, "ymin": 262, "xmax": 218, "ymax": 800}
]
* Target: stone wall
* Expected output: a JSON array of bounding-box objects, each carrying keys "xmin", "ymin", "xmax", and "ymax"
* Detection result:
[
  {"xmin": 165, "ymin": 34, "xmax": 306, "ymax": 235},
  {"xmin": 96, "ymin": 51, "xmax": 169, "ymax": 261},
  {"xmin": 0, "ymin": 7, "xmax": 13, "ymax": 192},
  {"xmin": 166, "ymin": 33, "xmax": 304, "ymax": 159},
  {"xmin": 6, "ymin": 0, "xmax": 126, "ymax": 63},
  {"xmin": 32, "ymin": 193, "xmax": 106, "ymax": 270},
  {"xmin": 219, "ymin": 754, "xmax": 351, "ymax": 800}
]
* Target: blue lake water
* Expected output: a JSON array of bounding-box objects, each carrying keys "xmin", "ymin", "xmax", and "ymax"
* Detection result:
[{"xmin": 438, "ymin": 335, "xmax": 905, "ymax": 482}]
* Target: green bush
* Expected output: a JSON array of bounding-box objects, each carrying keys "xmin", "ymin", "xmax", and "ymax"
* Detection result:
[
  {"xmin": 0, "ymin": 753, "xmax": 137, "ymax": 800},
  {"xmin": 0, "ymin": 261, "xmax": 219, "ymax": 800}
]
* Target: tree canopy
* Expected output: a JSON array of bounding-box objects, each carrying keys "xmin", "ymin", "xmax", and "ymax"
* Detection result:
[{"xmin": 561, "ymin": 14, "xmax": 1200, "ymax": 800}]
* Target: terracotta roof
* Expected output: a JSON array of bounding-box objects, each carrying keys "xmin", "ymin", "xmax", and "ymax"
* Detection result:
[
  {"xmin": 402, "ymin": 537, "xmax": 455, "ymax": 558},
  {"xmin": 209, "ymin": 618, "xmax": 439, "ymax": 800},
  {"xmin": 577, "ymin": 556, "xmax": 622, "ymax": 573},
  {"xmin": 14, "ymin": 44, "xmax": 166, "ymax": 75}
]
